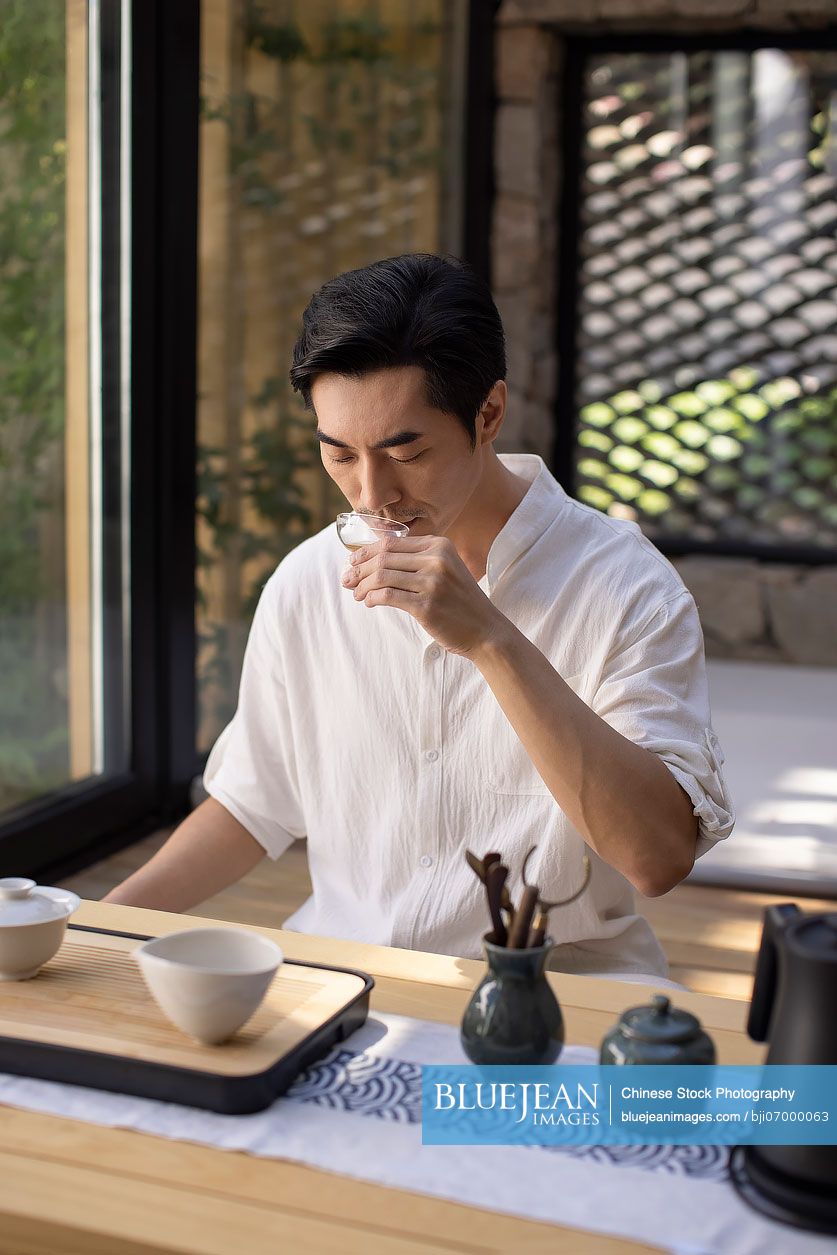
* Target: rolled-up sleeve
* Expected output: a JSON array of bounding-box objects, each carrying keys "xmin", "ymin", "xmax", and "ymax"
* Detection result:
[
  {"xmin": 592, "ymin": 591, "xmax": 734, "ymax": 859},
  {"xmin": 203, "ymin": 576, "xmax": 305, "ymax": 860}
]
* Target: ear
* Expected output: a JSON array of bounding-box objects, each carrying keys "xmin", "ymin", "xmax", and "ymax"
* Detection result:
[{"xmin": 476, "ymin": 381, "xmax": 507, "ymax": 445}]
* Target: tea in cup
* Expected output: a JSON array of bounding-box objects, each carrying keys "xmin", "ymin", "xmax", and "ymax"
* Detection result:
[{"xmin": 336, "ymin": 512, "xmax": 410, "ymax": 551}]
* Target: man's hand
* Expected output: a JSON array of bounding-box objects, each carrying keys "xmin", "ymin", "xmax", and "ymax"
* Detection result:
[{"xmin": 341, "ymin": 535, "xmax": 504, "ymax": 656}]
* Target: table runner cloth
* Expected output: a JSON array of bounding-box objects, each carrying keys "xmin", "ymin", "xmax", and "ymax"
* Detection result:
[{"xmin": 0, "ymin": 1011, "xmax": 830, "ymax": 1255}]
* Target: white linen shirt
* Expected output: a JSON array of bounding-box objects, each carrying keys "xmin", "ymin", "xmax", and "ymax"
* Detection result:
[{"xmin": 204, "ymin": 454, "xmax": 734, "ymax": 978}]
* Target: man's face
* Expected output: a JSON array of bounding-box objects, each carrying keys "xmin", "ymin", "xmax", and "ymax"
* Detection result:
[{"xmin": 311, "ymin": 365, "xmax": 488, "ymax": 538}]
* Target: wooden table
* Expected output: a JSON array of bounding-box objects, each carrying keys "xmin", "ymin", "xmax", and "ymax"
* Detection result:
[{"xmin": 1, "ymin": 900, "xmax": 764, "ymax": 1255}]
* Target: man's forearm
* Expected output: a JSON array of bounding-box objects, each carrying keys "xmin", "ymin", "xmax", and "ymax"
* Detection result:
[
  {"xmin": 101, "ymin": 798, "xmax": 266, "ymax": 913},
  {"xmin": 468, "ymin": 621, "xmax": 697, "ymax": 897}
]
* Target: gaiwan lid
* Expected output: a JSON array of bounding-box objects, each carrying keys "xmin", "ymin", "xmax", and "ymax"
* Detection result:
[
  {"xmin": 616, "ymin": 994, "xmax": 704, "ymax": 1045},
  {"xmin": 0, "ymin": 877, "xmax": 80, "ymax": 926}
]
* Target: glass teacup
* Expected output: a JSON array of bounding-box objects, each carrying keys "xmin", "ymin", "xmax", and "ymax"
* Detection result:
[{"xmin": 336, "ymin": 512, "xmax": 410, "ymax": 551}]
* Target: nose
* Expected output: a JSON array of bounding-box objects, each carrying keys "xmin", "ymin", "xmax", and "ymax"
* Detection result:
[{"xmin": 357, "ymin": 456, "xmax": 401, "ymax": 514}]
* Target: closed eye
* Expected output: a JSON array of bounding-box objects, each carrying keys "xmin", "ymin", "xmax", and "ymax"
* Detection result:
[{"xmin": 328, "ymin": 450, "xmax": 427, "ymax": 465}]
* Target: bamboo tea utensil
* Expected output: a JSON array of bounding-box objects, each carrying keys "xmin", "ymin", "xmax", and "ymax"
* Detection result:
[
  {"xmin": 506, "ymin": 843, "xmax": 540, "ymax": 949},
  {"xmin": 527, "ymin": 855, "xmax": 592, "ymax": 948},
  {"xmin": 484, "ymin": 862, "xmax": 509, "ymax": 946},
  {"xmin": 465, "ymin": 850, "xmax": 501, "ymax": 881},
  {"xmin": 466, "ymin": 848, "xmax": 516, "ymax": 931},
  {"xmin": 506, "ymin": 884, "xmax": 539, "ymax": 949}
]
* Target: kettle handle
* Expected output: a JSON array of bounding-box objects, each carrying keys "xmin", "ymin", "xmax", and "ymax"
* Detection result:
[{"xmin": 747, "ymin": 903, "xmax": 801, "ymax": 1043}]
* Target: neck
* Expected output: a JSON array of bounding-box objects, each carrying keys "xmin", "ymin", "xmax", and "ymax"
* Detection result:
[{"xmin": 447, "ymin": 451, "xmax": 531, "ymax": 581}]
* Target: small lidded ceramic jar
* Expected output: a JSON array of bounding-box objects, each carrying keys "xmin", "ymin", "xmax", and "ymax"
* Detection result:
[
  {"xmin": 600, "ymin": 993, "xmax": 716, "ymax": 1065},
  {"xmin": 0, "ymin": 877, "xmax": 80, "ymax": 980}
]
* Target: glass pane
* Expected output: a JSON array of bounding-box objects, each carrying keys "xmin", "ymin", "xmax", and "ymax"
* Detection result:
[
  {"xmin": 0, "ymin": 0, "xmax": 130, "ymax": 817},
  {"xmin": 196, "ymin": 0, "xmax": 467, "ymax": 750},
  {"xmin": 573, "ymin": 49, "xmax": 837, "ymax": 550}
]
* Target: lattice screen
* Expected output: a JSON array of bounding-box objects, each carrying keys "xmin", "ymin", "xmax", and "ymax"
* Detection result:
[{"xmin": 574, "ymin": 49, "xmax": 837, "ymax": 551}]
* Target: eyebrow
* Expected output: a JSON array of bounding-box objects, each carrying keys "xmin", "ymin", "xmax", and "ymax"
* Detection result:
[{"xmin": 315, "ymin": 429, "xmax": 423, "ymax": 451}]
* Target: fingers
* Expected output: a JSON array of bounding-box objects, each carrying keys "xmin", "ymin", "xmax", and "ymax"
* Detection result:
[
  {"xmin": 347, "ymin": 535, "xmax": 442, "ymax": 566},
  {"xmin": 347, "ymin": 536, "xmax": 450, "ymax": 582},
  {"xmin": 344, "ymin": 552, "xmax": 424, "ymax": 588},
  {"xmin": 360, "ymin": 586, "xmax": 424, "ymax": 611},
  {"xmin": 340, "ymin": 534, "xmax": 459, "ymax": 613},
  {"xmin": 349, "ymin": 567, "xmax": 426, "ymax": 601}
]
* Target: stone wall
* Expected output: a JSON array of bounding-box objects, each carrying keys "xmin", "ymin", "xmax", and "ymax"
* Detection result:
[
  {"xmin": 492, "ymin": 22, "xmax": 563, "ymax": 457},
  {"xmin": 672, "ymin": 558, "xmax": 837, "ymax": 666},
  {"xmin": 493, "ymin": 0, "xmax": 837, "ymax": 665}
]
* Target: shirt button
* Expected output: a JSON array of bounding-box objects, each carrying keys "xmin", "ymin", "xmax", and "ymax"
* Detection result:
[
  {"xmin": 425, "ymin": 749, "xmax": 439, "ymax": 763},
  {"xmin": 427, "ymin": 646, "xmax": 441, "ymax": 660},
  {"xmin": 420, "ymin": 855, "xmax": 433, "ymax": 868}
]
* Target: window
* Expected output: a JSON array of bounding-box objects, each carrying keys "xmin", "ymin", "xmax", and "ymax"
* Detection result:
[
  {"xmin": 563, "ymin": 41, "xmax": 837, "ymax": 556},
  {"xmin": 0, "ymin": 1, "xmax": 485, "ymax": 874},
  {"xmin": 196, "ymin": 0, "xmax": 470, "ymax": 748},
  {"xmin": 0, "ymin": 1, "xmax": 131, "ymax": 839},
  {"xmin": 0, "ymin": 1, "xmax": 201, "ymax": 876}
]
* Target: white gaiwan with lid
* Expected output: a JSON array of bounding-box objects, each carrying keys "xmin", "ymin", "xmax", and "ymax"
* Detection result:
[{"xmin": 0, "ymin": 877, "xmax": 81, "ymax": 980}]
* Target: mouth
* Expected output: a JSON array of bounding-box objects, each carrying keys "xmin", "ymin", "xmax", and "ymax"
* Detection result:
[{"xmin": 377, "ymin": 515, "xmax": 420, "ymax": 527}]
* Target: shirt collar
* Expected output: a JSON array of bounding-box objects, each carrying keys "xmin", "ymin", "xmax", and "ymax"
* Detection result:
[{"xmin": 482, "ymin": 454, "xmax": 568, "ymax": 592}]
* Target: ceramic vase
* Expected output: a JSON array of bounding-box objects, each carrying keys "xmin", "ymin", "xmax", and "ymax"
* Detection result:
[{"xmin": 461, "ymin": 933, "xmax": 564, "ymax": 1065}]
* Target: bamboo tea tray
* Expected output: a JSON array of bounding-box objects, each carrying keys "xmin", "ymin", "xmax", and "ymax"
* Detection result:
[{"xmin": 0, "ymin": 924, "xmax": 373, "ymax": 1113}]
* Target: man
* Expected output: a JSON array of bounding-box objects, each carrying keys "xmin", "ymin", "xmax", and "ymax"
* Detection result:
[{"xmin": 105, "ymin": 253, "xmax": 733, "ymax": 978}]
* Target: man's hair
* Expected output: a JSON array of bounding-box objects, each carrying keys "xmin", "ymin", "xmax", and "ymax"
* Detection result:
[{"xmin": 289, "ymin": 253, "xmax": 506, "ymax": 447}]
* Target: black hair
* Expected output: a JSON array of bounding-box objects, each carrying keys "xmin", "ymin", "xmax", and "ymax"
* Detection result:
[{"xmin": 289, "ymin": 253, "xmax": 506, "ymax": 447}]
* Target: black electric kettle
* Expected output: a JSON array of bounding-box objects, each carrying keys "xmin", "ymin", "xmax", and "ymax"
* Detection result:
[{"xmin": 729, "ymin": 904, "xmax": 837, "ymax": 1235}]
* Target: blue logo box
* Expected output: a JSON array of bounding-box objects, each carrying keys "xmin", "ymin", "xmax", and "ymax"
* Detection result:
[{"xmin": 421, "ymin": 1065, "xmax": 837, "ymax": 1146}]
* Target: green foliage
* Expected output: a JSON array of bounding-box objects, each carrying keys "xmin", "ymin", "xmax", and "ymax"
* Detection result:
[
  {"xmin": 577, "ymin": 367, "xmax": 837, "ymax": 545},
  {"xmin": 578, "ymin": 484, "xmax": 613, "ymax": 510},
  {"xmin": 610, "ymin": 389, "xmax": 643, "ymax": 415},
  {"xmin": 669, "ymin": 392, "xmax": 707, "ymax": 418},
  {"xmin": 0, "ymin": 622, "xmax": 69, "ymax": 808},
  {"xmin": 645, "ymin": 404, "xmax": 677, "ymax": 430},
  {"xmin": 0, "ymin": 0, "xmax": 69, "ymax": 807},
  {"xmin": 609, "ymin": 445, "xmax": 644, "ymax": 473},
  {"xmin": 637, "ymin": 488, "xmax": 670, "ymax": 515},
  {"xmin": 579, "ymin": 402, "xmax": 613, "ymax": 427},
  {"xmin": 578, "ymin": 429, "xmax": 613, "ymax": 452},
  {"xmin": 733, "ymin": 394, "xmax": 769, "ymax": 422},
  {"xmin": 246, "ymin": 10, "xmax": 310, "ymax": 62},
  {"xmin": 641, "ymin": 460, "xmax": 678, "ymax": 488},
  {"xmin": 318, "ymin": 15, "xmax": 390, "ymax": 64},
  {"xmin": 0, "ymin": 0, "xmax": 65, "ymax": 609},
  {"xmin": 611, "ymin": 416, "xmax": 648, "ymax": 442},
  {"xmin": 196, "ymin": 378, "xmax": 317, "ymax": 729}
]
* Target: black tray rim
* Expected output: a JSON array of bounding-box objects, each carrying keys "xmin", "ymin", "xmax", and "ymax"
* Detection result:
[{"xmin": 0, "ymin": 922, "xmax": 375, "ymax": 1115}]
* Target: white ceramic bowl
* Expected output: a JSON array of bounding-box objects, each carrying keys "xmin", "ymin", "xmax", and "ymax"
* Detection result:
[
  {"xmin": 0, "ymin": 878, "xmax": 81, "ymax": 980},
  {"xmin": 135, "ymin": 927, "xmax": 284, "ymax": 1045}
]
